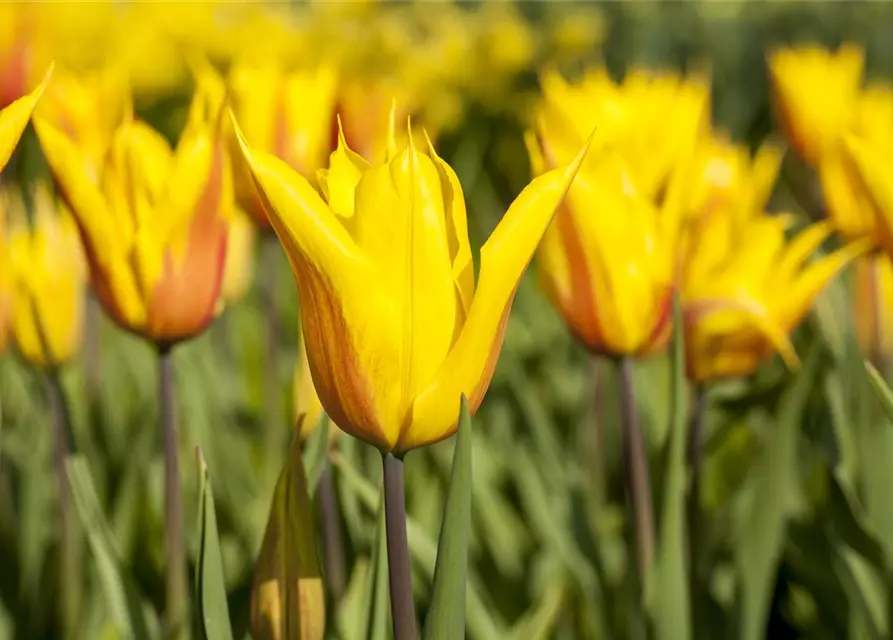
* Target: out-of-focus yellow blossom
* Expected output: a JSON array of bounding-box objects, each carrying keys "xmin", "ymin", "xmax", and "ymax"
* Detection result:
[
  {"xmin": 221, "ymin": 208, "xmax": 256, "ymax": 304},
  {"xmin": 228, "ymin": 59, "xmax": 338, "ymax": 227},
  {"xmin": 682, "ymin": 213, "xmax": 865, "ymax": 382},
  {"xmin": 34, "ymin": 66, "xmax": 232, "ymax": 347},
  {"xmin": 526, "ymin": 138, "xmax": 678, "ymax": 357},
  {"xmin": 0, "ymin": 206, "xmax": 11, "ymax": 353},
  {"xmin": 534, "ymin": 67, "xmax": 710, "ymax": 202},
  {"xmin": 852, "ymin": 254, "xmax": 893, "ymax": 363},
  {"xmin": 0, "ymin": 64, "xmax": 54, "ymax": 173},
  {"xmin": 292, "ymin": 339, "xmax": 334, "ymax": 445},
  {"xmin": 7, "ymin": 184, "xmax": 86, "ymax": 367},
  {"xmin": 686, "ymin": 133, "xmax": 784, "ymax": 222},
  {"xmin": 234, "ymin": 113, "xmax": 588, "ymax": 453},
  {"xmin": 768, "ymin": 44, "xmax": 864, "ymax": 165},
  {"xmin": 36, "ymin": 66, "xmax": 131, "ymax": 173}
]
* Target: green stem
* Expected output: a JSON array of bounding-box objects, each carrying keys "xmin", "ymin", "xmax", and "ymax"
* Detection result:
[
  {"xmin": 159, "ymin": 346, "xmax": 188, "ymax": 638},
  {"xmin": 383, "ymin": 453, "xmax": 418, "ymax": 640},
  {"xmin": 618, "ymin": 356, "xmax": 654, "ymax": 588},
  {"xmin": 45, "ymin": 369, "xmax": 80, "ymax": 638},
  {"xmin": 687, "ymin": 384, "xmax": 707, "ymax": 629}
]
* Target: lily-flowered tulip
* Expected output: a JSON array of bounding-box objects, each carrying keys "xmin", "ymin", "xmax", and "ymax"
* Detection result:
[
  {"xmin": 34, "ymin": 66, "xmax": 232, "ymax": 347},
  {"xmin": 768, "ymin": 44, "xmax": 864, "ymax": 165},
  {"xmin": 682, "ymin": 213, "xmax": 865, "ymax": 382},
  {"xmin": 228, "ymin": 59, "xmax": 338, "ymax": 227},
  {"xmin": 6, "ymin": 184, "xmax": 86, "ymax": 367},
  {"xmin": 686, "ymin": 133, "xmax": 784, "ymax": 222},
  {"xmin": 0, "ymin": 63, "xmax": 53, "ymax": 173},
  {"xmin": 234, "ymin": 115, "xmax": 588, "ymax": 453},
  {"xmin": 35, "ymin": 65, "xmax": 131, "ymax": 173},
  {"xmin": 534, "ymin": 67, "xmax": 709, "ymax": 201}
]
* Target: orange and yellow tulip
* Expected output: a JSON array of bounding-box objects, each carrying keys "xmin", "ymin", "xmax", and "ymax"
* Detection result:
[
  {"xmin": 228, "ymin": 58, "xmax": 338, "ymax": 227},
  {"xmin": 682, "ymin": 213, "xmax": 865, "ymax": 382},
  {"xmin": 6, "ymin": 184, "xmax": 86, "ymax": 367},
  {"xmin": 34, "ymin": 66, "xmax": 232, "ymax": 347},
  {"xmin": 234, "ymin": 114, "xmax": 588, "ymax": 453},
  {"xmin": 852, "ymin": 253, "xmax": 893, "ymax": 363},
  {"xmin": 768, "ymin": 44, "xmax": 864, "ymax": 165}
]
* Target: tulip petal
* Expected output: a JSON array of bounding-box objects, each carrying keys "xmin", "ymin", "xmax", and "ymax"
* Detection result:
[
  {"xmin": 317, "ymin": 119, "xmax": 368, "ymax": 224},
  {"xmin": 403, "ymin": 139, "xmax": 589, "ymax": 452},
  {"xmin": 845, "ymin": 134, "xmax": 893, "ymax": 255},
  {"xmin": 234, "ymin": 116, "xmax": 396, "ymax": 450},
  {"xmin": 0, "ymin": 63, "xmax": 52, "ymax": 172},
  {"xmin": 425, "ymin": 130, "xmax": 474, "ymax": 317}
]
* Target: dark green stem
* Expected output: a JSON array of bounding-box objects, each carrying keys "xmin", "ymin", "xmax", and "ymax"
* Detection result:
[
  {"xmin": 318, "ymin": 463, "xmax": 346, "ymax": 601},
  {"xmin": 383, "ymin": 453, "xmax": 418, "ymax": 640},
  {"xmin": 618, "ymin": 356, "xmax": 654, "ymax": 587},
  {"xmin": 159, "ymin": 346, "xmax": 188, "ymax": 638},
  {"xmin": 45, "ymin": 369, "xmax": 80, "ymax": 638}
]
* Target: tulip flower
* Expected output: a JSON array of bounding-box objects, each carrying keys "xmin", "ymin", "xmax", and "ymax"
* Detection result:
[
  {"xmin": 228, "ymin": 58, "xmax": 338, "ymax": 227},
  {"xmin": 852, "ymin": 254, "xmax": 893, "ymax": 364},
  {"xmin": 0, "ymin": 63, "xmax": 53, "ymax": 174},
  {"xmin": 682, "ymin": 214, "xmax": 865, "ymax": 382},
  {"xmin": 525, "ymin": 140, "xmax": 677, "ymax": 358},
  {"xmin": 768, "ymin": 44, "xmax": 864, "ymax": 165},
  {"xmin": 686, "ymin": 133, "xmax": 784, "ymax": 222},
  {"xmin": 233, "ymin": 112, "xmax": 587, "ymax": 453},
  {"xmin": 34, "ymin": 65, "xmax": 232, "ymax": 347},
  {"xmin": 235, "ymin": 109, "xmax": 587, "ymax": 638},
  {"xmin": 35, "ymin": 65, "xmax": 131, "ymax": 173},
  {"xmin": 7, "ymin": 184, "xmax": 86, "ymax": 367},
  {"xmin": 34, "ymin": 63, "xmax": 231, "ymax": 633},
  {"xmin": 534, "ymin": 67, "xmax": 709, "ymax": 201}
]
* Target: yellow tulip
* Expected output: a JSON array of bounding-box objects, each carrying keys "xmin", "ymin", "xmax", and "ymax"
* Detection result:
[
  {"xmin": 682, "ymin": 213, "xmax": 865, "ymax": 382},
  {"xmin": 6, "ymin": 184, "xmax": 86, "ymax": 367},
  {"xmin": 0, "ymin": 63, "xmax": 53, "ymax": 174},
  {"xmin": 686, "ymin": 133, "xmax": 784, "ymax": 222},
  {"xmin": 228, "ymin": 59, "xmax": 338, "ymax": 227},
  {"xmin": 817, "ymin": 84, "xmax": 893, "ymax": 243},
  {"xmin": 221, "ymin": 207, "xmax": 256, "ymax": 304},
  {"xmin": 845, "ymin": 132, "xmax": 893, "ymax": 260},
  {"xmin": 768, "ymin": 44, "xmax": 864, "ymax": 165},
  {"xmin": 35, "ymin": 65, "xmax": 131, "ymax": 173},
  {"xmin": 292, "ymin": 339, "xmax": 329, "ymax": 443},
  {"xmin": 534, "ymin": 67, "xmax": 710, "ymax": 201},
  {"xmin": 233, "ymin": 113, "xmax": 588, "ymax": 453},
  {"xmin": 852, "ymin": 254, "xmax": 893, "ymax": 363},
  {"xmin": 34, "ymin": 65, "xmax": 233, "ymax": 347},
  {"xmin": 527, "ymin": 139, "xmax": 676, "ymax": 356}
]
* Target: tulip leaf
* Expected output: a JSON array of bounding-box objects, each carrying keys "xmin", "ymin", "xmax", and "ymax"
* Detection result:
[
  {"xmin": 734, "ymin": 345, "xmax": 822, "ymax": 640},
  {"xmin": 66, "ymin": 455, "xmax": 151, "ymax": 640},
  {"xmin": 424, "ymin": 396, "xmax": 473, "ymax": 639},
  {"xmin": 302, "ymin": 413, "xmax": 331, "ymax": 495},
  {"xmin": 865, "ymin": 361, "xmax": 893, "ymax": 426},
  {"xmin": 250, "ymin": 433, "xmax": 325, "ymax": 640},
  {"xmin": 647, "ymin": 293, "xmax": 690, "ymax": 639},
  {"xmin": 194, "ymin": 447, "xmax": 234, "ymax": 640}
]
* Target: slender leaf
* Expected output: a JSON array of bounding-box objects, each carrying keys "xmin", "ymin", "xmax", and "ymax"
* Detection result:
[
  {"xmin": 866, "ymin": 362, "xmax": 893, "ymax": 426},
  {"xmin": 250, "ymin": 432, "xmax": 325, "ymax": 640},
  {"xmin": 735, "ymin": 345, "xmax": 822, "ymax": 640},
  {"xmin": 194, "ymin": 447, "xmax": 234, "ymax": 640},
  {"xmin": 425, "ymin": 396, "xmax": 473, "ymax": 639},
  {"xmin": 66, "ymin": 455, "xmax": 151, "ymax": 640},
  {"xmin": 647, "ymin": 293, "xmax": 690, "ymax": 639}
]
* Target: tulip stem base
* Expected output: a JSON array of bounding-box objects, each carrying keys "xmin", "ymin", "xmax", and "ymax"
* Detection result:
[
  {"xmin": 158, "ymin": 347, "xmax": 189, "ymax": 638},
  {"xmin": 687, "ymin": 385, "xmax": 708, "ymax": 628},
  {"xmin": 618, "ymin": 357, "xmax": 654, "ymax": 588},
  {"xmin": 318, "ymin": 463, "xmax": 347, "ymax": 600},
  {"xmin": 383, "ymin": 453, "xmax": 418, "ymax": 640},
  {"xmin": 46, "ymin": 369, "xmax": 81, "ymax": 638}
]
